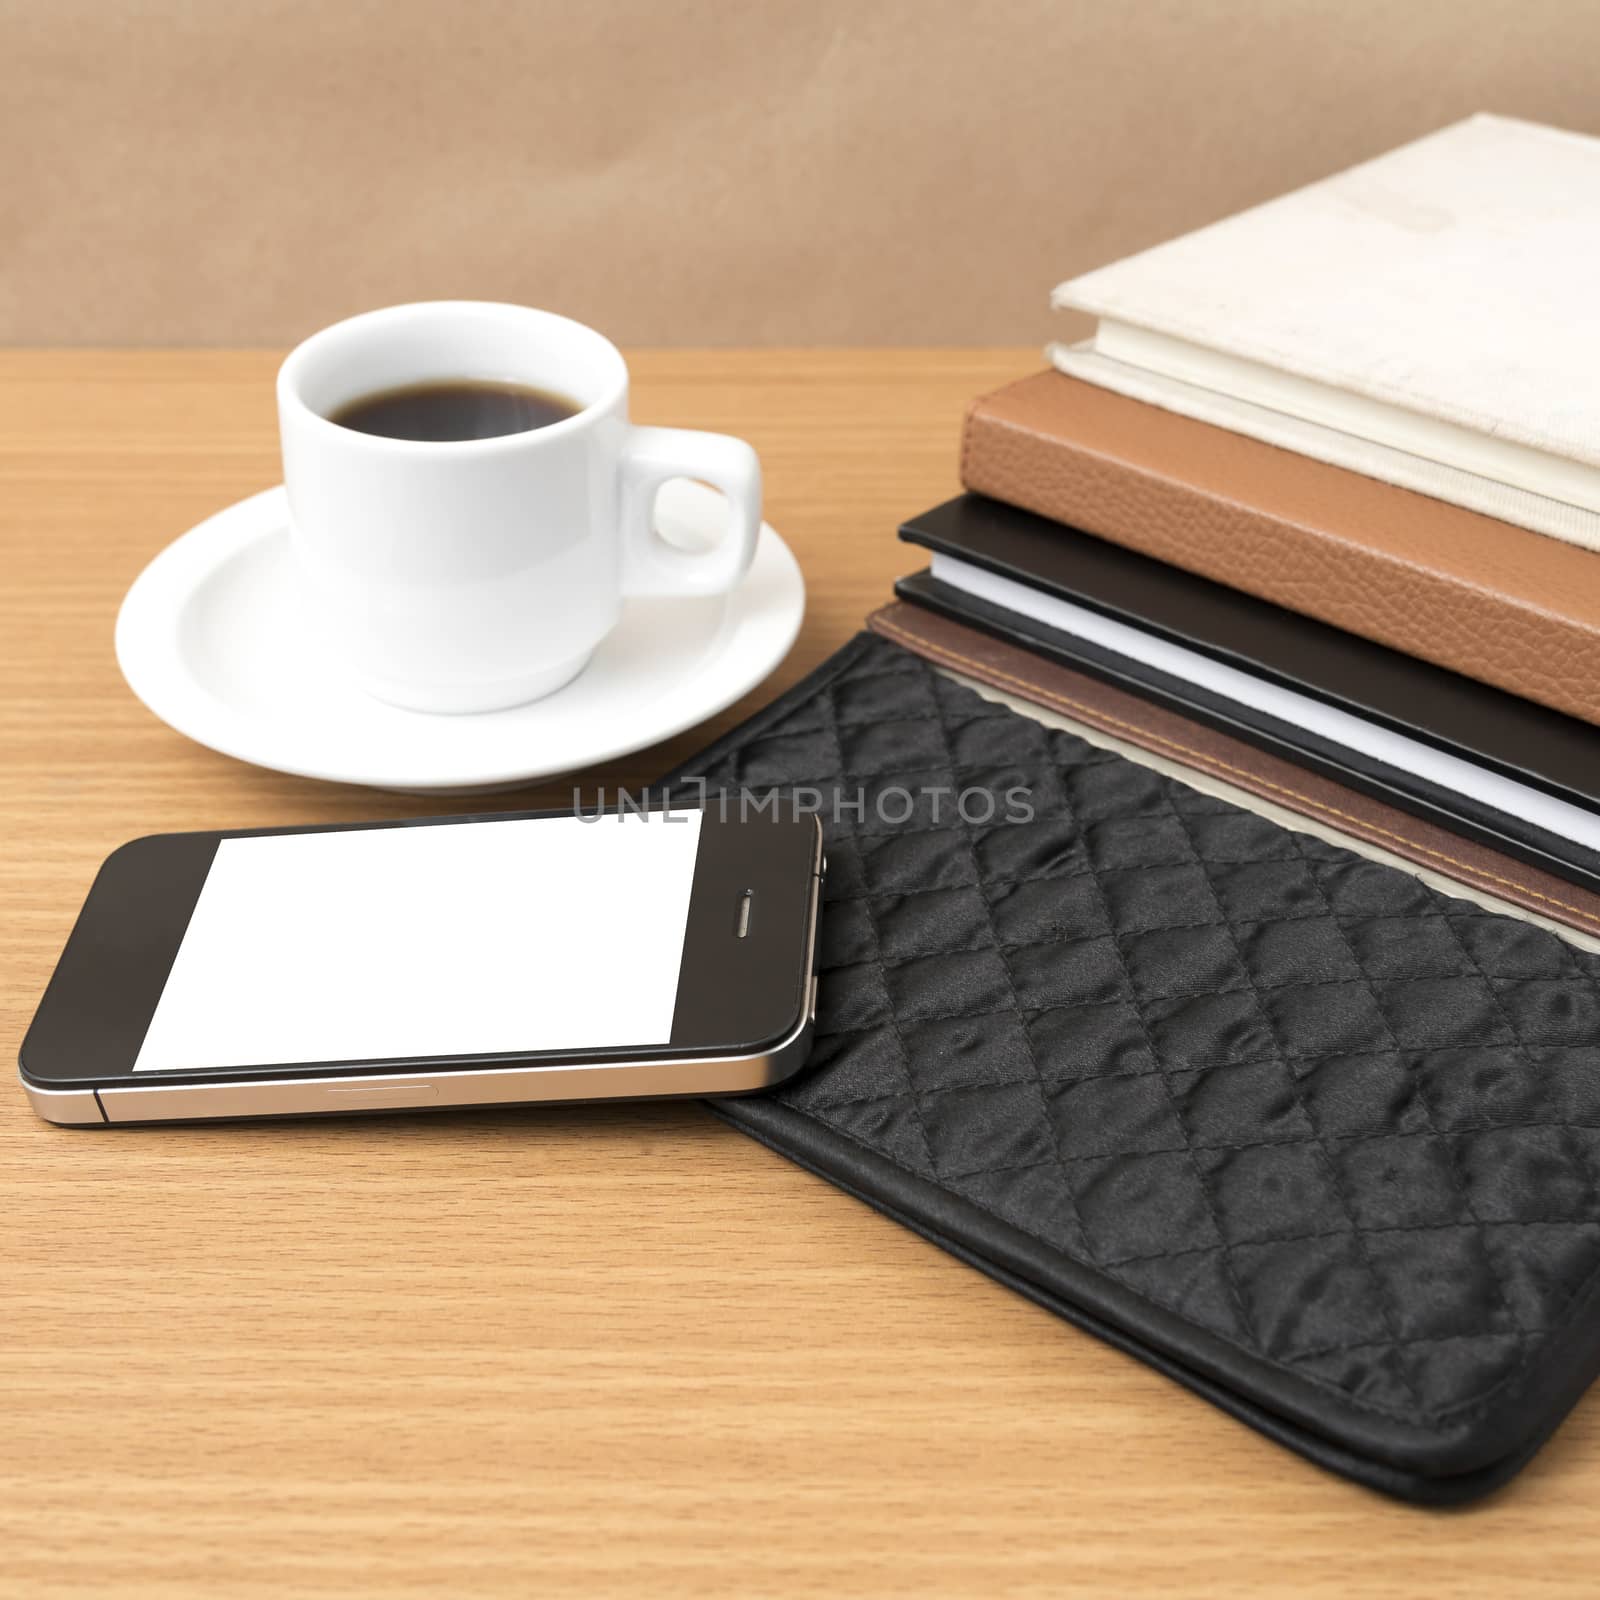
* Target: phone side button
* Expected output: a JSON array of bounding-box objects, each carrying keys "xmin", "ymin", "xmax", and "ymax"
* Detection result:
[
  {"xmin": 325, "ymin": 1083, "xmax": 439, "ymax": 1108},
  {"xmin": 809, "ymin": 975, "xmax": 820, "ymax": 1023},
  {"xmin": 99, "ymin": 1078, "xmax": 444, "ymax": 1121}
]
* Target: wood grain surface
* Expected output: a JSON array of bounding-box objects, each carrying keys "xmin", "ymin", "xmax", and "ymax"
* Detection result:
[{"xmin": 3, "ymin": 350, "xmax": 1598, "ymax": 1598}]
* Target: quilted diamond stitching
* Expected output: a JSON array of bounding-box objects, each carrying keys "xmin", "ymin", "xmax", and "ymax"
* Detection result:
[
  {"xmin": 672, "ymin": 638, "xmax": 1600, "ymax": 1425},
  {"xmin": 917, "ymin": 663, "xmax": 1100, "ymax": 1243},
  {"xmin": 1159, "ymin": 770, "xmax": 1422, "ymax": 1392},
  {"xmin": 811, "ymin": 672, "xmax": 939, "ymax": 1180}
]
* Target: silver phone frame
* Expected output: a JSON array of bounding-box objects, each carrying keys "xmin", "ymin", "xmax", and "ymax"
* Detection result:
[{"xmin": 25, "ymin": 839, "xmax": 824, "ymax": 1127}]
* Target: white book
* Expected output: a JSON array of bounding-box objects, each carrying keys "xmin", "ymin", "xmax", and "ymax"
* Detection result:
[{"xmin": 1050, "ymin": 114, "xmax": 1600, "ymax": 553}]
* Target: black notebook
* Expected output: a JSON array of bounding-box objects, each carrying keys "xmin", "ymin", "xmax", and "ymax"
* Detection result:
[{"xmin": 896, "ymin": 494, "xmax": 1600, "ymax": 897}]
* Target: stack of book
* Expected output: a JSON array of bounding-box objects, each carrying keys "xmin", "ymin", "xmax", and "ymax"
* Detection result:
[{"xmin": 894, "ymin": 113, "xmax": 1600, "ymax": 893}]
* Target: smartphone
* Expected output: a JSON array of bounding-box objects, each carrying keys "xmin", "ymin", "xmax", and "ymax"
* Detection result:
[{"xmin": 20, "ymin": 805, "xmax": 823, "ymax": 1125}]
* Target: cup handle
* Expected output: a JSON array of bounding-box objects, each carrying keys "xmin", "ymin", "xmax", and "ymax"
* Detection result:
[{"xmin": 618, "ymin": 426, "xmax": 762, "ymax": 597}]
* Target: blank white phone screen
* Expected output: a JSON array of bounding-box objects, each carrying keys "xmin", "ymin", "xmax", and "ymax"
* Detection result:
[{"xmin": 132, "ymin": 810, "xmax": 705, "ymax": 1072}]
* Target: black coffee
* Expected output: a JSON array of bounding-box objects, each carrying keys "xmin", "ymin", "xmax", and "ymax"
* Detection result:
[{"xmin": 328, "ymin": 379, "xmax": 581, "ymax": 441}]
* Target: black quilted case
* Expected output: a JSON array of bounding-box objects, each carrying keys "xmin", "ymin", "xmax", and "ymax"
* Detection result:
[{"xmin": 664, "ymin": 634, "xmax": 1600, "ymax": 1504}]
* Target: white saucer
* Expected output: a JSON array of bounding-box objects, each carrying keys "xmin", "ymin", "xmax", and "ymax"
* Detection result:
[{"xmin": 115, "ymin": 480, "xmax": 804, "ymax": 793}]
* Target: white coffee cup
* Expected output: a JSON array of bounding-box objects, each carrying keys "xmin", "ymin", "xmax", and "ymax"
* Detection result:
[{"xmin": 277, "ymin": 301, "xmax": 762, "ymax": 713}]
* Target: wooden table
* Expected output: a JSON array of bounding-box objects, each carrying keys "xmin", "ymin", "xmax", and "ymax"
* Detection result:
[{"xmin": 4, "ymin": 350, "xmax": 1597, "ymax": 1598}]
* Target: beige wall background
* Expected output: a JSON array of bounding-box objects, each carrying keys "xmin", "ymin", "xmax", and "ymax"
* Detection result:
[{"xmin": 3, "ymin": 0, "xmax": 1598, "ymax": 347}]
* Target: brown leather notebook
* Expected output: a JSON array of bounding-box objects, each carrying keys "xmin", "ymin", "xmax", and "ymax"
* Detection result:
[{"xmin": 961, "ymin": 371, "xmax": 1600, "ymax": 726}]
